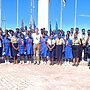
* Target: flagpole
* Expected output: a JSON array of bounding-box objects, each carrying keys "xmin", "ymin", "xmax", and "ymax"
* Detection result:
[
  {"xmin": 30, "ymin": 0, "xmax": 33, "ymax": 29},
  {"xmin": 74, "ymin": 0, "xmax": 77, "ymax": 30},
  {"xmin": 60, "ymin": 0, "xmax": 63, "ymax": 29},
  {"xmin": 32, "ymin": 0, "xmax": 35, "ymax": 29},
  {"xmin": 2, "ymin": 0, "xmax": 6, "ymax": 30},
  {"xmin": 16, "ymin": 0, "xmax": 18, "ymax": 27}
]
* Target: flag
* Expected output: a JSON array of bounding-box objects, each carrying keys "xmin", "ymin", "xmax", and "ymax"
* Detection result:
[
  {"xmin": 50, "ymin": 22, "xmax": 52, "ymax": 36},
  {"xmin": 21, "ymin": 19, "xmax": 25, "ymax": 31},
  {"xmin": 33, "ymin": 19, "xmax": 36, "ymax": 31},
  {"xmin": 63, "ymin": 0, "xmax": 66, "ymax": 7},
  {"xmin": 55, "ymin": 22, "xmax": 58, "ymax": 34},
  {"xmin": 30, "ymin": 19, "xmax": 32, "ymax": 30},
  {"xmin": 49, "ymin": 0, "xmax": 50, "ymax": 3}
]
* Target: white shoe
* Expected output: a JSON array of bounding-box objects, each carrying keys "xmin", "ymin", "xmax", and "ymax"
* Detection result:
[
  {"xmin": 19, "ymin": 61, "xmax": 22, "ymax": 64},
  {"xmin": 37, "ymin": 61, "xmax": 40, "ymax": 65},
  {"xmin": 43, "ymin": 62, "xmax": 47, "ymax": 65},
  {"xmin": 7, "ymin": 62, "xmax": 10, "ymax": 64},
  {"xmin": 22, "ymin": 61, "xmax": 24, "ymax": 64},
  {"xmin": 64, "ymin": 61, "xmax": 67, "ymax": 66},
  {"xmin": 30, "ymin": 61, "xmax": 32, "ymax": 64},
  {"xmin": 41, "ymin": 61, "xmax": 44, "ymax": 64},
  {"xmin": 26, "ymin": 61, "xmax": 30, "ymax": 64},
  {"xmin": 6, "ymin": 60, "xmax": 10, "ymax": 64},
  {"xmin": 34, "ymin": 61, "xmax": 37, "ymax": 64},
  {"xmin": 5, "ymin": 60, "xmax": 7, "ymax": 64}
]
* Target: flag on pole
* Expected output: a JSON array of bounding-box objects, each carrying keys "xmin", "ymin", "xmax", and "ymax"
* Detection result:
[
  {"xmin": 55, "ymin": 22, "xmax": 58, "ymax": 34},
  {"xmin": 63, "ymin": 0, "xmax": 66, "ymax": 7},
  {"xmin": 30, "ymin": 19, "xmax": 32, "ymax": 30},
  {"xmin": 33, "ymin": 19, "xmax": 36, "ymax": 31},
  {"xmin": 49, "ymin": 0, "xmax": 50, "ymax": 3},
  {"xmin": 50, "ymin": 22, "xmax": 52, "ymax": 36},
  {"xmin": 21, "ymin": 19, "xmax": 25, "ymax": 31}
]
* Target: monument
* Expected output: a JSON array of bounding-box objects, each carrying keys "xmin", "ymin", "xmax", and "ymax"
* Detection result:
[{"xmin": 38, "ymin": 0, "xmax": 49, "ymax": 31}]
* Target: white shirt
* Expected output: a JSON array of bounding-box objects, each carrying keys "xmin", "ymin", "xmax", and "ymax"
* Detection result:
[
  {"xmin": 47, "ymin": 39, "xmax": 55, "ymax": 46},
  {"xmin": 87, "ymin": 36, "xmax": 90, "ymax": 45},
  {"xmin": 0, "ymin": 36, "xmax": 2, "ymax": 47},
  {"xmin": 32, "ymin": 33, "xmax": 41, "ymax": 44},
  {"xmin": 0, "ymin": 40, "xmax": 1, "ymax": 47}
]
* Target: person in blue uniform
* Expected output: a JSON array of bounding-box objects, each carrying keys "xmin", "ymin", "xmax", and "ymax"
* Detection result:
[
  {"xmin": 2, "ymin": 33, "xmax": 11, "ymax": 64},
  {"xmin": 64, "ymin": 34, "xmax": 73, "ymax": 64},
  {"xmin": 18, "ymin": 34, "xmax": 25, "ymax": 64},
  {"xmin": 47, "ymin": 35, "xmax": 55, "ymax": 65},
  {"xmin": 55, "ymin": 34, "xmax": 65, "ymax": 65},
  {"xmin": 0, "ymin": 28, "xmax": 2, "ymax": 58},
  {"xmin": 26, "ymin": 32, "xmax": 33, "ymax": 64},
  {"xmin": 40, "ymin": 32, "xmax": 48, "ymax": 64}
]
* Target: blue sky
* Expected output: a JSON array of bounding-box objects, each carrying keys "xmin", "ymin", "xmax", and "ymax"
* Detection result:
[{"xmin": 1, "ymin": 0, "xmax": 90, "ymax": 31}]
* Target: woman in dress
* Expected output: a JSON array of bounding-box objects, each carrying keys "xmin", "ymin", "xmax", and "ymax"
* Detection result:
[
  {"xmin": 40, "ymin": 32, "xmax": 48, "ymax": 64},
  {"xmin": 2, "ymin": 33, "xmax": 11, "ymax": 64},
  {"xmin": 26, "ymin": 32, "xmax": 33, "ymax": 64},
  {"xmin": 64, "ymin": 34, "xmax": 73, "ymax": 65},
  {"xmin": 18, "ymin": 34, "xmax": 25, "ymax": 64}
]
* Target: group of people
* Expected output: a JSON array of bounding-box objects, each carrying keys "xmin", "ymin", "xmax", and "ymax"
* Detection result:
[{"xmin": 0, "ymin": 27, "xmax": 90, "ymax": 69}]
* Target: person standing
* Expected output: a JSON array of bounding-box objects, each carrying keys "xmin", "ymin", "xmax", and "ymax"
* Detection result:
[
  {"xmin": 47, "ymin": 35, "xmax": 55, "ymax": 65},
  {"xmin": 64, "ymin": 34, "xmax": 73, "ymax": 65},
  {"xmin": 26, "ymin": 32, "xmax": 33, "ymax": 64},
  {"xmin": 86, "ymin": 30, "xmax": 90, "ymax": 69},
  {"xmin": 55, "ymin": 34, "xmax": 65, "ymax": 65},
  {"xmin": 72, "ymin": 33, "xmax": 81, "ymax": 66},
  {"xmin": 81, "ymin": 29, "xmax": 87, "ymax": 61},
  {"xmin": 0, "ymin": 28, "xmax": 2, "ymax": 60},
  {"xmin": 32, "ymin": 28, "xmax": 41, "ymax": 65},
  {"xmin": 40, "ymin": 32, "xmax": 48, "ymax": 64},
  {"xmin": 2, "ymin": 33, "xmax": 11, "ymax": 64},
  {"xmin": 18, "ymin": 34, "xmax": 25, "ymax": 64},
  {"xmin": 11, "ymin": 35, "xmax": 19, "ymax": 64}
]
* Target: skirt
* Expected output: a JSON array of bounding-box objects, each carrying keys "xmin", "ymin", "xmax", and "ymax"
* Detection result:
[
  {"xmin": 65, "ymin": 46, "xmax": 73, "ymax": 59},
  {"xmin": 12, "ymin": 43, "xmax": 18, "ymax": 56},
  {"xmin": 72, "ymin": 45, "xmax": 80, "ymax": 58}
]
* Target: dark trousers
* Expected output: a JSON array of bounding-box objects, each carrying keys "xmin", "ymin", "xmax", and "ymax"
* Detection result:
[{"xmin": 0, "ymin": 47, "xmax": 2, "ymax": 57}]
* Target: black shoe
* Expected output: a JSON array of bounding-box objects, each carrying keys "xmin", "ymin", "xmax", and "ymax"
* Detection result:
[
  {"xmin": 34, "ymin": 62, "xmax": 37, "ymax": 65},
  {"xmin": 52, "ymin": 63, "xmax": 54, "ymax": 66},
  {"xmin": 72, "ymin": 63, "xmax": 75, "ymax": 66},
  {"xmin": 89, "ymin": 67, "xmax": 90, "ymax": 69},
  {"xmin": 88, "ymin": 62, "xmax": 90, "ymax": 66},
  {"xmin": 76, "ymin": 64, "xmax": 79, "ymax": 67}
]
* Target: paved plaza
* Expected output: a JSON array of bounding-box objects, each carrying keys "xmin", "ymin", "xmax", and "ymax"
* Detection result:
[{"xmin": 0, "ymin": 63, "xmax": 90, "ymax": 90}]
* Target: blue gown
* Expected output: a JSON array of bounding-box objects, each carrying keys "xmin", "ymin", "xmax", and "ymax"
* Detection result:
[
  {"xmin": 40, "ymin": 37, "xmax": 48, "ymax": 58},
  {"xmin": 18, "ymin": 38, "xmax": 25, "ymax": 55},
  {"xmin": 2, "ymin": 37, "xmax": 11, "ymax": 56},
  {"xmin": 65, "ymin": 39, "xmax": 73, "ymax": 59},
  {"xmin": 26, "ymin": 37, "xmax": 33, "ymax": 55}
]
